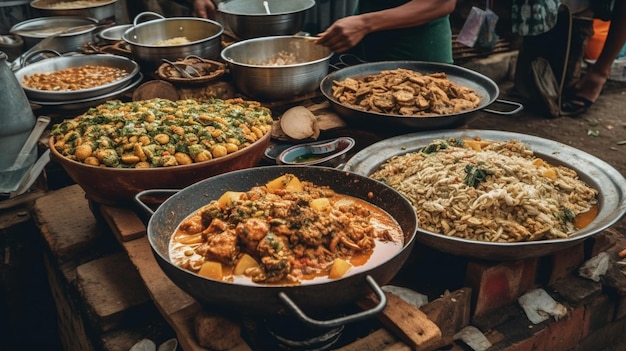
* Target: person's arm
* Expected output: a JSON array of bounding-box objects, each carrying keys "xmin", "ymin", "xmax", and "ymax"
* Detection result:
[
  {"xmin": 316, "ymin": 0, "xmax": 457, "ymax": 53},
  {"xmin": 192, "ymin": 0, "xmax": 217, "ymax": 19}
]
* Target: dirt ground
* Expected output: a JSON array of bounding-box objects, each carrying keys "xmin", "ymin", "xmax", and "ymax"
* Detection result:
[{"xmin": 467, "ymin": 79, "xmax": 626, "ymax": 234}]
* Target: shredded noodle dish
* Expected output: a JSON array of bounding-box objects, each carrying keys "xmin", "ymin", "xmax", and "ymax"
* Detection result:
[{"xmin": 370, "ymin": 138, "xmax": 598, "ymax": 242}]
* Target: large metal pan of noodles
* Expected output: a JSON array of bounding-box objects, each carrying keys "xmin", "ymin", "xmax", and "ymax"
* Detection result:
[
  {"xmin": 343, "ymin": 129, "xmax": 626, "ymax": 261},
  {"xmin": 320, "ymin": 61, "xmax": 523, "ymax": 131}
]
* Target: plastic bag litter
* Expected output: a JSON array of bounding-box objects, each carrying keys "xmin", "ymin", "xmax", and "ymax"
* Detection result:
[
  {"xmin": 457, "ymin": 2, "xmax": 499, "ymax": 50},
  {"xmin": 457, "ymin": 6, "xmax": 485, "ymax": 48}
]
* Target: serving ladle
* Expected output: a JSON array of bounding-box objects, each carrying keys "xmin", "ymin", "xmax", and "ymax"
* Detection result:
[{"xmin": 263, "ymin": 1, "xmax": 271, "ymax": 14}]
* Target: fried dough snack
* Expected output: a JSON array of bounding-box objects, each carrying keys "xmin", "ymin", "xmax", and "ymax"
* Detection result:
[{"xmin": 331, "ymin": 68, "xmax": 481, "ymax": 116}]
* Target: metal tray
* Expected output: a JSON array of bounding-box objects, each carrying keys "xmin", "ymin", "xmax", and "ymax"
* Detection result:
[
  {"xmin": 343, "ymin": 129, "xmax": 626, "ymax": 260},
  {"xmin": 14, "ymin": 53, "xmax": 140, "ymax": 102},
  {"xmin": 29, "ymin": 72, "xmax": 143, "ymax": 113}
]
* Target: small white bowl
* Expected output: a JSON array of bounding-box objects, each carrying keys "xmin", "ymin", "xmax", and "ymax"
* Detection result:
[{"xmin": 277, "ymin": 137, "xmax": 355, "ymax": 167}]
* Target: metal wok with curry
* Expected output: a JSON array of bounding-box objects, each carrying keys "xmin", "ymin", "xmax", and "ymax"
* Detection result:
[
  {"xmin": 137, "ymin": 166, "xmax": 418, "ymax": 320},
  {"xmin": 170, "ymin": 173, "xmax": 405, "ymax": 286}
]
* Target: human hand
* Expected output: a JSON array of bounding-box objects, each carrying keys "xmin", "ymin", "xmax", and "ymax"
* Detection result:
[
  {"xmin": 316, "ymin": 16, "xmax": 369, "ymax": 53},
  {"xmin": 193, "ymin": 0, "xmax": 217, "ymax": 20}
]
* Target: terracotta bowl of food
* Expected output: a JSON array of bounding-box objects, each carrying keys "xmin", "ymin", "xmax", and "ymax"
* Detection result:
[{"xmin": 49, "ymin": 98, "xmax": 273, "ymax": 205}]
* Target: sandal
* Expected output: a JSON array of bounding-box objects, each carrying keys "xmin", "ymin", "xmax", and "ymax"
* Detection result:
[{"xmin": 561, "ymin": 95, "xmax": 594, "ymax": 117}]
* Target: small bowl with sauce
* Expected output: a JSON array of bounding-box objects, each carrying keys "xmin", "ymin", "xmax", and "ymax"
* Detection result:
[{"xmin": 277, "ymin": 137, "xmax": 355, "ymax": 167}]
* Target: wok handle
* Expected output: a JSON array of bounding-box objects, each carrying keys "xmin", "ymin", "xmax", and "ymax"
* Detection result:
[
  {"xmin": 134, "ymin": 189, "xmax": 180, "ymax": 216},
  {"xmin": 482, "ymin": 99, "xmax": 524, "ymax": 115},
  {"xmin": 277, "ymin": 275, "xmax": 387, "ymax": 328}
]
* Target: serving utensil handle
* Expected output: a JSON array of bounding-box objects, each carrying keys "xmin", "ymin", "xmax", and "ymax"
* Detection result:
[
  {"xmin": 277, "ymin": 275, "xmax": 387, "ymax": 328},
  {"xmin": 483, "ymin": 99, "xmax": 524, "ymax": 115},
  {"xmin": 134, "ymin": 189, "xmax": 180, "ymax": 217}
]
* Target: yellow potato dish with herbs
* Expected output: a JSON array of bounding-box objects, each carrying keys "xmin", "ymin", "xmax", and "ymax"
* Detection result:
[{"xmin": 50, "ymin": 98, "xmax": 273, "ymax": 168}]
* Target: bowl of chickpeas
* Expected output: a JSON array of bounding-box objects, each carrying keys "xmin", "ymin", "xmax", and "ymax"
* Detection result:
[{"xmin": 49, "ymin": 97, "xmax": 274, "ymax": 205}]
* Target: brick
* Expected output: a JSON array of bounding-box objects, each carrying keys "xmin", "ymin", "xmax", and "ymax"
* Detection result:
[
  {"xmin": 549, "ymin": 274, "xmax": 602, "ymax": 306},
  {"xmin": 122, "ymin": 236, "xmax": 196, "ymax": 316},
  {"xmin": 488, "ymin": 311, "xmax": 549, "ymax": 351},
  {"xmin": 466, "ymin": 259, "xmax": 538, "ymax": 318},
  {"xmin": 43, "ymin": 251, "xmax": 95, "ymax": 351},
  {"xmin": 583, "ymin": 294, "xmax": 615, "ymax": 336},
  {"xmin": 100, "ymin": 317, "xmax": 177, "ymax": 351},
  {"xmin": 547, "ymin": 243, "xmax": 585, "ymax": 284},
  {"xmin": 601, "ymin": 263, "xmax": 626, "ymax": 296},
  {"xmin": 574, "ymin": 313, "xmax": 626, "ymax": 351},
  {"xmin": 334, "ymin": 328, "xmax": 399, "ymax": 351},
  {"xmin": 32, "ymin": 184, "xmax": 116, "ymax": 263},
  {"xmin": 76, "ymin": 252, "xmax": 152, "ymax": 332},
  {"xmin": 497, "ymin": 326, "xmax": 548, "ymax": 351},
  {"xmin": 421, "ymin": 288, "xmax": 472, "ymax": 339},
  {"xmin": 473, "ymin": 304, "xmax": 525, "ymax": 331},
  {"xmin": 543, "ymin": 305, "xmax": 585, "ymax": 351},
  {"xmin": 616, "ymin": 294, "xmax": 626, "ymax": 320},
  {"xmin": 587, "ymin": 229, "xmax": 621, "ymax": 258},
  {"xmin": 99, "ymin": 205, "xmax": 147, "ymax": 242}
]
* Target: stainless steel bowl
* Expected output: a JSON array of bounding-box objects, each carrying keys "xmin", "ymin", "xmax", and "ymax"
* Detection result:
[
  {"xmin": 30, "ymin": 0, "xmax": 117, "ymax": 22},
  {"xmin": 343, "ymin": 129, "xmax": 626, "ymax": 261},
  {"xmin": 221, "ymin": 35, "xmax": 333, "ymax": 100},
  {"xmin": 122, "ymin": 12, "xmax": 224, "ymax": 70},
  {"xmin": 14, "ymin": 54, "xmax": 140, "ymax": 102},
  {"xmin": 10, "ymin": 16, "xmax": 98, "ymax": 50},
  {"xmin": 98, "ymin": 24, "xmax": 132, "ymax": 44},
  {"xmin": 217, "ymin": 0, "xmax": 315, "ymax": 39},
  {"xmin": 277, "ymin": 137, "xmax": 355, "ymax": 167}
]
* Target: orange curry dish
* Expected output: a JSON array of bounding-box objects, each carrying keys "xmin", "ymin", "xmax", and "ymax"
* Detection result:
[
  {"xmin": 22, "ymin": 65, "xmax": 129, "ymax": 91},
  {"xmin": 169, "ymin": 174, "xmax": 404, "ymax": 285}
]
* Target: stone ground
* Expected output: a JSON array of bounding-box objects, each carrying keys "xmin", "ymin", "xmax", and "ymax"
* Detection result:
[{"xmin": 467, "ymin": 77, "xmax": 626, "ymax": 234}]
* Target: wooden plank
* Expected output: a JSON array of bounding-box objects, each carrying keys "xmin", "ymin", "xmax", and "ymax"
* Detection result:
[
  {"xmin": 118, "ymin": 220, "xmax": 251, "ymax": 351},
  {"xmin": 334, "ymin": 328, "xmax": 400, "ymax": 351},
  {"xmin": 357, "ymin": 292, "xmax": 443, "ymax": 351},
  {"xmin": 99, "ymin": 205, "xmax": 146, "ymax": 242}
]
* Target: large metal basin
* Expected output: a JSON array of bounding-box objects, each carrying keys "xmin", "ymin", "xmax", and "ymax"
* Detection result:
[
  {"xmin": 30, "ymin": 0, "xmax": 117, "ymax": 21},
  {"xmin": 320, "ymin": 61, "xmax": 523, "ymax": 132},
  {"xmin": 217, "ymin": 0, "xmax": 315, "ymax": 39},
  {"xmin": 221, "ymin": 35, "xmax": 333, "ymax": 100},
  {"xmin": 10, "ymin": 16, "xmax": 98, "ymax": 50},
  {"xmin": 14, "ymin": 54, "xmax": 140, "ymax": 102},
  {"xmin": 122, "ymin": 12, "xmax": 224, "ymax": 70},
  {"xmin": 343, "ymin": 129, "xmax": 626, "ymax": 261}
]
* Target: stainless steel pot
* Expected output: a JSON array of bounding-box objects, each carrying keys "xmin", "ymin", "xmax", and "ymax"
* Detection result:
[
  {"xmin": 135, "ymin": 166, "xmax": 418, "ymax": 323},
  {"xmin": 10, "ymin": 16, "xmax": 99, "ymax": 50},
  {"xmin": 217, "ymin": 0, "xmax": 315, "ymax": 39},
  {"xmin": 122, "ymin": 12, "xmax": 224, "ymax": 70},
  {"xmin": 30, "ymin": 0, "xmax": 117, "ymax": 22},
  {"xmin": 343, "ymin": 129, "xmax": 626, "ymax": 261},
  {"xmin": 13, "ymin": 53, "xmax": 140, "ymax": 102},
  {"xmin": 221, "ymin": 35, "xmax": 333, "ymax": 101},
  {"xmin": 320, "ymin": 60, "xmax": 523, "ymax": 131}
]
